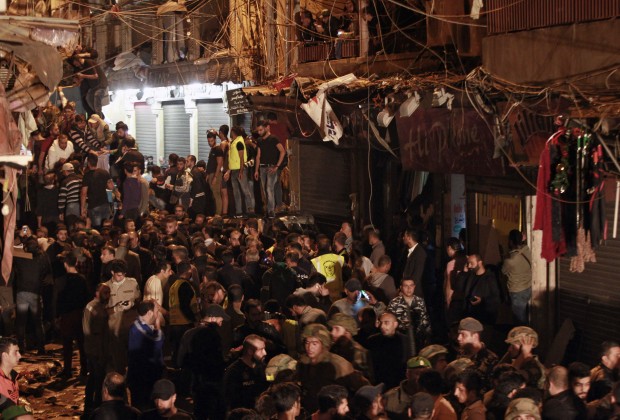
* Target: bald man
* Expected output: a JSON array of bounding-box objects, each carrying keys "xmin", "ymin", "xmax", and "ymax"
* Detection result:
[{"xmin": 542, "ymin": 366, "xmax": 586, "ymax": 420}]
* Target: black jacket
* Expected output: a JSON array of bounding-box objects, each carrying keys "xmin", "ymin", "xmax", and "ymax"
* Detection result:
[
  {"xmin": 402, "ymin": 244, "xmax": 426, "ymax": 297},
  {"xmin": 89, "ymin": 399, "xmax": 141, "ymax": 420},
  {"xmin": 542, "ymin": 390, "xmax": 587, "ymax": 420}
]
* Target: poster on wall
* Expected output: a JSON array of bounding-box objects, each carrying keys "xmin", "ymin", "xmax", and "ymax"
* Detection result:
[
  {"xmin": 477, "ymin": 194, "xmax": 522, "ymax": 262},
  {"xmin": 395, "ymin": 108, "xmax": 504, "ymax": 176}
]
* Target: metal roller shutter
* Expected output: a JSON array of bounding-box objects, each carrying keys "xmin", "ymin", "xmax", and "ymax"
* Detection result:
[
  {"xmin": 298, "ymin": 140, "xmax": 350, "ymax": 218},
  {"xmin": 558, "ymin": 197, "xmax": 620, "ymax": 365},
  {"xmin": 197, "ymin": 99, "xmax": 229, "ymax": 162},
  {"xmin": 134, "ymin": 102, "xmax": 157, "ymax": 162},
  {"xmin": 163, "ymin": 101, "xmax": 191, "ymax": 158}
]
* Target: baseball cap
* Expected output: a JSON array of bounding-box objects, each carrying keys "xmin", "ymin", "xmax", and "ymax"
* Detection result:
[
  {"xmin": 265, "ymin": 354, "xmax": 298, "ymax": 381},
  {"xmin": 62, "ymin": 162, "xmax": 74, "ymax": 172},
  {"xmin": 505, "ymin": 326, "xmax": 539, "ymax": 348},
  {"xmin": 354, "ymin": 383, "xmax": 384, "ymax": 404},
  {"xmin": 458, "ymin": 317, "xmax": 483, "ymax": 332},
  {"xmin": 151, "ymin": 379, "xmax": 176, "ymax": 400},
  {"xmin": 328, "ymin": 313, "xmax": 359, "ymax": 336},
  {"xmin": 344, "ymin": 278, "xmax": 362, "ymax": 292},
  {"xmin": 419, "ymin": 344, "xmax": 449, "ymax": 360},
  {"xmin": 410, "ymin": 392, "xmax": 435, "ymax": 417},
  {"xmin": 407, "ymin": 356, "xmax": 432, "ymax": 369},
  {"xmin": 203, "ymin": 304, "xmax": 231, "ymax": 321},
  {"xmin": 504, "ymin": 398, "xmax": 541, "ymax": 420}
]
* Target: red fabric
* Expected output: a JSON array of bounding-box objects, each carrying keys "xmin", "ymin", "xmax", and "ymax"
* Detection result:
[
  {"xmin": 534, "ymin": 133, "xmax": 566, "ymax": 262},
  {"xmin": 269, "ymin": 122, "xmax": 290, "ymax": 147}
]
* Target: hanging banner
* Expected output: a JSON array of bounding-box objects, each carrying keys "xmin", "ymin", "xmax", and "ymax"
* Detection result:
[
  {"xmin": 301, "ymin": 91, "xmax": 343, "ymax": 145},
  {"xmin": 395, "ymin": 108, "xmax": 504, "ymax": 176}
]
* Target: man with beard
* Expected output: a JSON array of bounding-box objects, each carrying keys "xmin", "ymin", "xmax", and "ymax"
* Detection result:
[
  {"xmin": 140, "ymin": 379, "xmax": 192, "ymax": 419},
  {"xmin": 223, "ymin": 334, "xmax": 269, "ymax": 411},
  {"xmin": 82, "ymin": 283, "xmax": 110, "ymax": 416},
  {"xmin": 366, "ymin": 312, "xmax": 411, "ymax": 390},
  {"xmin": 456, "ymin": 318, "xmax": 498, "ymax": 391},
  {"xmin": 328, "ymin": 313, "xmax": 371, "ymax": 379},
  {"xmin": 177, "ymin": 304, "xmax": 230, "ymax": 420},
  {"xmin": 313, "ymin": 384, "xmax": 351, "ymax": 420}
]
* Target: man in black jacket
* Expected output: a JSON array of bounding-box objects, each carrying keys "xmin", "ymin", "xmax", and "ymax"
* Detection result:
[
  {"xmin": 90, "ymin": 372, "xmax": 140, "ymax": 419},
  {"xmin": 402, "ymin": 229, "xmax": 426, "ymax": 298},
  {"xmin": 542, "ymin": 366, "xmax": 587, "ymax": 420}
]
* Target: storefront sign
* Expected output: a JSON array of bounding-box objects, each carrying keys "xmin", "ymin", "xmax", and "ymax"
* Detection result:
[
  {"xmin": 395, "ymin": 108, "xmax": 504, "ymax": 176},
  {"xmin": 477, "ymin": 194, "xmax": 522, "ymax": 252},
  {"xmin": 226, "ymin": 88, "xmax": 252, "ymax": 115}
]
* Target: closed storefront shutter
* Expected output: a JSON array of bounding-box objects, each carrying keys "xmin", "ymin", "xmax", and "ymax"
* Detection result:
[
  {"xmin": 134, "ymin": 102, "xmax": 157, "ymax": 162},
  {"xmin": 298, "ymin": 140, "xmax": 350, "ymax": 218},
  {"xmin": 197, "ymin": 99, "xmax": 229, "ymax": 162},
  {"xmin": 558, "ymin": 198, "xmax": 620, "ymax": 365},
  {"xmin": 163, "ymin": 101, "xmax": 191, "ymax": 158}
]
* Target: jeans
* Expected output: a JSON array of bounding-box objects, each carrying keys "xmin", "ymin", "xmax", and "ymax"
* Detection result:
[
  {"xmin": 510, "ymin": 287, "xmax": 531, "ymax": 325},
  {"xmin": 15, "ymin": 291, "xmax": 45, "ymax": 351},
  {"xmin": 260, "ymin": 166, "xmax": 278, "ymax": 213},
  {"xmin": 230, "ymin": 169, "xmax": 254, "ymax": 214},
  {"xmin": 274, "ymin": 167, "xmax": 283, "ymax": 207},
  {"xmin": 65, "ymin": 202, "xmax": 80, "ymax": 218},
  {"xmin": 85, "ymin": 87, "xmax": 107, "ymax": 118},
  {"xmin": 88, "ymin": 203, "xmax": 111, "ymax": 228}
]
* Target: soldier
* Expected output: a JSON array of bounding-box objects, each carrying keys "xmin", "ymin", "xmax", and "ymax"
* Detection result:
[
  {"xmin": 500, "ymin": 326, "xmax": 546, "ymax": 390},
  {"xmin": 456, "ymin": 318, "xmax": 499, "ymax": 391}
]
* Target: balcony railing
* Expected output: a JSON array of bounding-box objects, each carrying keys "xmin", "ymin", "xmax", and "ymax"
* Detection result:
[{"xmin": 487, "ymin": 0, "xmax": 620, "ymax": 34}]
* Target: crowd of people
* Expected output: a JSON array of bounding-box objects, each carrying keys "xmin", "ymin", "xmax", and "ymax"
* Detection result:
[{"xmin": 1, "ymin": 104, "xmax": 619, "ymax": 420}]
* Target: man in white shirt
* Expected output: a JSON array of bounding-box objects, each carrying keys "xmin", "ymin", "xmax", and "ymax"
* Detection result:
[
  {"xmin": 144, "ymin": 260, "xmax": 174, "ymax": 309},
  {"xmin": 46, "ymin": 134, "xmax": 74, "ymax": 171},
  {"xmin": 104, "ymin": 259, "xmax": 140, "ymax": 373}
]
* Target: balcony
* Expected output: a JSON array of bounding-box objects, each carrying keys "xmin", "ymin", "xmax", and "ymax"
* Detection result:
[{"xmin": 487, "ymin": 0, "xmax": 620, "ymax": 34}]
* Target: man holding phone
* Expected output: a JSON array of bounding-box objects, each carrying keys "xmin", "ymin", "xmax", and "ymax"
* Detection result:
[{"xmin": 462, "ymin": 255, "xmax": 500, "ymax": 327}]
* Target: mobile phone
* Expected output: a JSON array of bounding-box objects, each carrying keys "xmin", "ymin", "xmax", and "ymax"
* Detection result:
[
  {"xmin": 360, "ymin": 290, "xmax": 370, "ymax": 300},
  {"xmin": 470, "ymin": 296, "xmax": 478, "ymax": 303},
  {"xmin": 22, "ymin": 226, "xmax": 28, "ymax": 235}
]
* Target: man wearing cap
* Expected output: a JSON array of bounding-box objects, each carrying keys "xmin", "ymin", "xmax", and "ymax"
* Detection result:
[
  {"xmin": 328, "ymin": 313, "xmax": 372, "ymax": 379},
  {"xmin": 297, "ymin": 323, "xmax": 355, "ymax": 413},
  {"xmin": 328, "ymin": 278, "xmax": 385, "ymax": 319},
  {"xmin": 504, "ymin": 397, "xmax": 541, "ymax": 420},
  {"xmin": 351, "ymin": 383, "xmax": 386, "ymax": 419},
  {"xmin": 387, "ymin": 278, "xmax": 431, "ymax": 351},
  {"xmin": 383, "ymin": 354, "xmax": 432, "ymax": 418},
  {"xmin": 177, "ymin": 303, "xmax": 229, "ymax": 419},
  {"xmin": 58, "ymin": 161, "xmax": 83, "ymax": 221},
  {"xmin": 126, "ymin": 300, "xmax": 164, "ymax": 410},
  {"xmin": 500, "ymin": 326, "xmax": 546, "ymax": 389},
  {"xmin": 140, "ymin": 379, "xmax": 193, "ymax": 419},
  {"xmin": 419, "ymin": 344, "xmax": 450, "ymax": 375},
  {"xmin": 457, "ymin": 317, "xmax": 498, "ymax": 390},
  {"xmin": 409, "ymin": 392, "xmax": 435, "ymax": 420},
  {"xmin": 223, "ymin": 334, "xmax": 269, "ymax": 412}
]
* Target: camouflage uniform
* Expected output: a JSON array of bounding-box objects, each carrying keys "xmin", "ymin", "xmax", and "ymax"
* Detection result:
[
  {"xmin": 386, "ymin": 295, "xmax": 432, "ymax": 343},
  {"xmin": 459, "ymin": 345, "xmax": 499, "ymax": 390}
]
